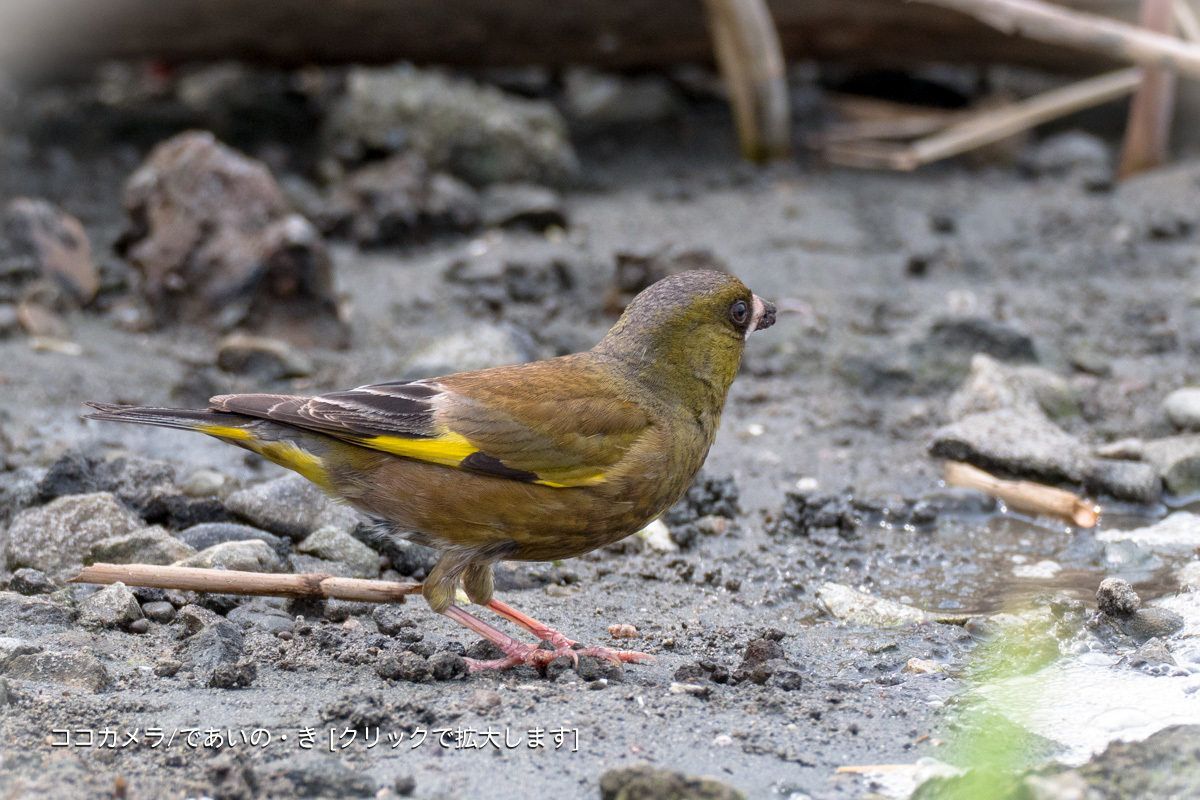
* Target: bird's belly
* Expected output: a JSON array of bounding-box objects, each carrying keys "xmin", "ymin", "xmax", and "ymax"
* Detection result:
[{"xmin": 342, "ymin": 456, "xmax": 687, "ymax": 562}]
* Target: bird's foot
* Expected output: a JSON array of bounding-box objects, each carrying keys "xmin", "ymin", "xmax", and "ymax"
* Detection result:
[
  {"xmin": 465, "ymin": 643, "xmax": 582, "ymax": 673},
  {"xmin": 574, "ymin": 645, "xmax": 657, "ymax": 665}
]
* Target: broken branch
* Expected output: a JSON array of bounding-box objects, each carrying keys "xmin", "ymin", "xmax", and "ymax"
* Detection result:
[
  {"xmin": 914, "ymin": 0, "xmax": 1200, "ymax": 79},
  {"xmin": 1119, "ymin": 0, "xmax": 1178, "ymax": 177},
  {"xmin": 944, "ymin": 461, "xmax": 1100, "ymax": 528},
  {"xmin": 1174, "ymin": 0, "xmax": 1200, "ymax": 42},
  {"xmin": 71, "ymin": 563, "xmax": 423, "ymax": 604}
]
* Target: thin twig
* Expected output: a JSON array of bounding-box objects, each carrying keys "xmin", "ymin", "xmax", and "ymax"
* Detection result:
[
  {"xmin": 703, "ymin": 0, "xmax": 791, "ymax": 162},
  {"xmin": 1119, "ymin": 0, "xmax": 1178, "ymax": 177},
  {"xmin": 823, "ymin": 68, "xmax": 1140, "ymax": 170},
  {"xmin": 72, "ymin": 563, "xmax": 423, "ymax": 604},
  {"xmin": 914, "ymin": 0, "xmax": 1200, "ymax": 79},
  {"xmin": 944, "ymin": 461, "xmax": 1100, "ymax": 528}
]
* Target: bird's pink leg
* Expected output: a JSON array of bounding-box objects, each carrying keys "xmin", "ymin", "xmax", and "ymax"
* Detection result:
[
  {"xmin": 482, "ymin": 598, "xmax": 656, "ymax": 666},
  {"xmin": 442, "ymin": 605, "xmax": 572, "ymax": 672}
]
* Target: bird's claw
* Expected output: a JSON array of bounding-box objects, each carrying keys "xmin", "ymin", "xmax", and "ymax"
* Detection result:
[{"xmin": 575, "ymin": 646, "xmax": 657, "ymax": 665}]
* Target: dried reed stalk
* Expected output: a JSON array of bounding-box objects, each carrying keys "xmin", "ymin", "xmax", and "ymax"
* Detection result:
[{"xmin": 944, "ymin": 461, "xmax": 1100, "ymax": 528}]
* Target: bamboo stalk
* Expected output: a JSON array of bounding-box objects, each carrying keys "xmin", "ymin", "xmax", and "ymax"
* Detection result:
[
  {"xmin": 1119, "ymin": 0, "xmax": 1178, "ymax": 177},
  {"xmin": 822, "ymin": 67, "xmax": 1140, "ymax": 170},
  {"xmin": 702, "ymin": 0, "xmax": 791, "ymax": 162},
  {"xmin": 944, "ymin": 461, "xmax": 1100, "ymax": 527},
  {"xmin": 71, "ymin": 563, "xmax": 423, "ymax": 603},
  {"xmin": 915, "ymin": 0, "xmax": 1200, "ymax": 79}
]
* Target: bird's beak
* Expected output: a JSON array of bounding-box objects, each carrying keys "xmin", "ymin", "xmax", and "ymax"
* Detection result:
[{"xmin": 746, "ymin": 295, "xmax": 777, "ymax": 340}]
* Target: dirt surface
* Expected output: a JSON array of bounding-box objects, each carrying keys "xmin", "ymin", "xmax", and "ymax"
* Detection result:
[{"xmin": 2, "ymin": 72, "xmax": 1200, "ymax": 800}]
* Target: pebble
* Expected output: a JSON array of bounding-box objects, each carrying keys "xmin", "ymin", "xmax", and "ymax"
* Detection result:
[
  {"xmin": 1082, "ymin": 459, "xmax": 1162, "ymax": 505},
  {"xmin": 174, "ymin": 619, "xmax": 245, "ymax": 673},
  {"xmin": 817, "ymin": 582, "xmax": 929, "ymax": 627},
  {"xmin": 428, "ymin": 651, "xmax": 468, "ymax": 681},
  {"xmin": 1164, "ymin": 388, "xmax": 1200, "ymax": 431},
  {"xmin": 0, "ymin": 591, "xmax": 72, "ymax": 626},
  {"xmin": 179, "ymin": 469, "xmax": 232, "ymax": 498},
  {"xmin": 9, "ymin": 568, "xmax": 53, "ymax": 595},
  {"xmin": 77, "ymin": 581, "xmax": 144, "ymax": 630},
  {"xmin": 216, "ymin": 333, "xmax": 315, "ymax": 380},
  {"xmin": 376, "ymin": 652, "xmax": 433, "ymax": 683},
  {"xmin": 480, "ymin": 183, "xmax": 567, "ymax": 231},
  {"xmin": 608, "ymin": 623, "xmax": 638, "ymax": 639},
  {"xmin": 598, "ymin": 766, "xmax": 744, "ymax": 800},
  {"xmin": 225, "ymin": 474, "xmax": 345, "ymax": 540},
  {"xmin": 177, "ymin": 521, "xmax": 289, "ymax": 558},
  {"xmin": 469, "ymin": 688, "xmax": 502, "ymax": 714},
  {"xmin": 208, "ymin": 659, "xmax": 256, "ymax": 689},
  {"xmin": 141, "ymin": 601, "xmax": 177, "ymax": 623},
  {"xmin": 265, "ymin": 752, "xmax": 379, "ymax": 799},
  {"xmin": 1142, "ymin": 435, "xmax": 1200, "ymax": 496}
]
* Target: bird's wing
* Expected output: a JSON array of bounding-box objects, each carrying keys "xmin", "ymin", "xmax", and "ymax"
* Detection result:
[{"xmin": 210, "ymin": 370, "xmax": 651, "ymax": 488}]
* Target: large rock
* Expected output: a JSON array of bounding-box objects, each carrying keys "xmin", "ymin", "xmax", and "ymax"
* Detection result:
[
  {"xmin": 929, "ymin": 408, "xmax": 1090, "ymax": 484},
  {"xmin": 1143, "ymin": 435, "xmax": 1200, "ymax": 496},
  {"xmin": 6, "ymin": 492, "xmax": 145, "ymax": 578},
  {"xmin": 0, "ymin": 198, "xmax": 98, "ymax": 306},
  {"xmin": 86, "ymin": 527, "xmax": 196, "ymax": 566},
  {"xmin": 117, "ymin": 130, "xmax": 347, "ymax": 347},
  {"xmin": 947, "ymin": 354, "xmax": 1078, "ymax": 422},
  {"xmin": 175, "ymin": 540, "xmax": 285, "ymax": 573},
  {"xmin": 297, "ymin": 526, "xmax": 379, "ymax": 578},
  {"xmin": 0, "ymin": 591, "xmax": 72, "ymax": 626},
  {"xmin": 77, "ymin": 582, "xmax": 144, "ymax": 630},
  {"xmin": 325, "ymin": 65, "xmax": 578, "ymax": 187}
]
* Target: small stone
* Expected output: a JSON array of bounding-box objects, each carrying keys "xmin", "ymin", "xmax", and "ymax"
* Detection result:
[
  {"xmin": 599, "ymin": 766, "xmax": 744, "ymax": 800},
  {"xmin": 469, "ymin": 689, "xmax": 502, "ymax": 714},
  {"xmin": 0, "ymin": 197, "xmax": 98, "ymax": 305},
  {"xmin": 225, "ymin": 474, "xmax": 333, "ymax": 540},
  {"xmin": 0, "ymin": 650, "xmax": 109, "ymax": 691},
  {"xmin": 1164, "ymin": 388, "xmax": 1200, "ymax": 431},
  {"xmin": 227, "ymin": 597, "xmax": 293, "ymax": 635},
  {"xmin": 6, "ymin": 492, "xmax": 145, "ymax": 578},
  {"xmin": 176, "ymin": 604, "xmax": 222, "ymax": 637},
  {"xmin": 78, "ymin": 582, "xmax": 144, "ymax": 630},
  {"xmin": 740, "ymin": 638, "xmax": 784, "ymax": 669},
  {"xmin": 208, "ymin": 659, "xmax": 256, "ymax": 689},
  {"xmin": 904, "ymin": 657, "xmax": 944, "ymax": 674},
  {"xmin": 176, "ymin": 522, "xmax": 288, "ymax": 557},
  {"xmin": 179, "ymin": 469, "xmax": 232, "ymax": 498},
  {"xmin": 481, "ymin": 183, "xmax": 566, "ymax": 231},
  {"xmin": 818, "ymin": 582, "xmax": 929, "ymax": 626},
  {"xmin": 394, "ymin": 775, "xmax": 417, "ymax": 797},
  {"xmin": 175, "ymin": 540, "xmax": 286, "ymax": 573},
  {"xmin": 266, "ymin": 752, "xmax": 379, "ymax": 799},
  {"xmin": 1096, "ymin": 577, "xmax": 1141, "ymax": 617},
  {"xmin": 9, "ymin": 568, "xmax": 53, "ymax": 595},
  {"xmin": 608, "ymin": 623, "xmax": 638, "ymax": 640},
  {"xmin": 142, "ymin": 601, "xmax": 176, "ymax": 623},
  {"xmin": 175, "ymin": 619, "xmax": 245, "ymax": 672},
  {"xmin": 1083, "ymin": 459, "xmax": 1162, "ymax": 505},
  {"xmin": 1128, "ymin": 637, "xmax": 1175, "ymax": 668},
  {"xmin": 376, "ymin": 652, "xmax": 433, "ymax": 683},
  {"xmin": 371, "ymin": 606, "xmax": 417, "ymax": 637},
  {"xmin": 429, "ymin": 651, "xmax": 468, "ymax": 681},
  {"xmin": 297, "ymin": 526, "xmax": 380, "ymax": 578},
  {"xmin": 1095, "ymin": 438, "xmax": 1145, "ymax": 461},
  {"xmin": 1122, "ymin": 607, "xmax": 1185, "ymax": 643},
  {"xmin": 154, "ymin": 657, "xmax": 183, "ymax": 677},
  {"xmin": 128, "ymin": 618, "xmax": 151, "ymax": 634},
  {"xmin": 86, "ymin": 527, "xmax": 196, "ymax": 566},
  {"xmin": 216, "ymin": 333, "xmax": 315, "ymax": 380},
  {"xmin": 1143, "ymin": 435, "xmax": 1200, "ymax": 496},
  {"xmin": 563, "ymin": 67, "xmax": 682, "ymax": 126}
]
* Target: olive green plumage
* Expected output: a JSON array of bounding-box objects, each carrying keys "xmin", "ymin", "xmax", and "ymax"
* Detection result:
[{"xmin": 86, "ymin": 270, "xmax": 776, "ymax": 614}]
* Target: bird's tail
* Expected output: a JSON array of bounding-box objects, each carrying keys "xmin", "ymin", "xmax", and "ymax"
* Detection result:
[
  {"xmin": 83, "ymin": 402, "xmax": 333, "ymax": 488},
  {"xmin": 83, "ymin": 402, "xmax": 259, "ymax": 442}
]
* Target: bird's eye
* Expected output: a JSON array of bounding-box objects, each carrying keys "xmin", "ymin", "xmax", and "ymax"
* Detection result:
[{"xmin": 729, "ymin": 299, "xmax": 749, "ymax": 326}]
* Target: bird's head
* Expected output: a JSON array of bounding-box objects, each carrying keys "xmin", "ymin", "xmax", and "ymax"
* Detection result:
[{"xmin": 596, "ymin": 270, "xmax": 776, "ymax": 415}]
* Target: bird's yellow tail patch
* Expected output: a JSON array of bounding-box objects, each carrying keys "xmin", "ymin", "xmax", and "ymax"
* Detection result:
[{"xmin": 201, "ymin": 424, "xmax": 330, "ymax": 489}]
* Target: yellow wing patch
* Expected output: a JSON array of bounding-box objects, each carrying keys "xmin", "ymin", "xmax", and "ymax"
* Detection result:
[
  {"xmin": 362, "ymin": 431, "xmax": 479, "ymax": 467},
  {"xmin": 199, "ymin": 425, "xmax": 253, "ymax": 441}
]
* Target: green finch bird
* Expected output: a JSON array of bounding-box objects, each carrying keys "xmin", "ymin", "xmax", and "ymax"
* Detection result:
[{"xmin": 86, "ymin": 270, "xmax": 776, "ymax": 669}]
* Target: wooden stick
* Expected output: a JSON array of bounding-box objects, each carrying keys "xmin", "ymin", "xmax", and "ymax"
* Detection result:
[
  {"xmin": 914, "ymin": 0, "xmax": 1200, "ymax": 79},
  {"xmin": 702, "ymin": 0, "xmax": 791, "ymax": 162},
  {"xmin": 72, "ymin": 563, "xmax": 423, "ymax": 604},
  {"xmin": 944, "ymin": 461, "xmax": 1100, "ymax": 528},
  {"xmin": 1119, "ymin": 0, "xmax": 1178, "ymax": 177},
  {"xmin": 1174, "ymin": 0, "xmax": 1200, "ymax": 42},
  {"xmin": 822, "ymin": 68, "xmax": 1140, "ymax": 170}
]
